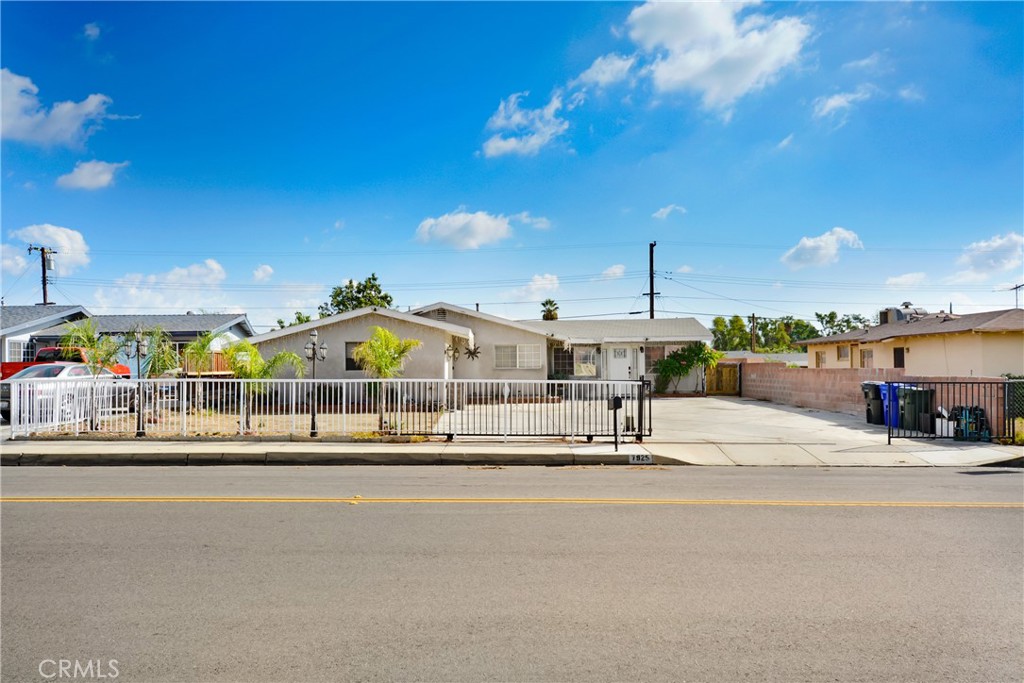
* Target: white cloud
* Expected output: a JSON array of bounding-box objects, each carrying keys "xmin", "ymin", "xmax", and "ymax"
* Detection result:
[
  {"xmin": 56, "ymin": 160, "xmax": 129, "ymax": 190},
  {"xmin": 1, "ymin": 68, "xmax": 112, "ymax": 147},
  {"xmin": 781, "ymin": 227, "xmax": 863, "ymax": 270},
  {"xmin": 8, "ymin": 224, "xmax": 91, "ymax": 275},
  {"xmin": 842, "ymin": 52, "xmax": 885, "ymax": 72},
  {"xmin": 93, "ymin": 259, "xmax": 231, "ymax": 314},
  {"xmin": 416, "ymin": 208, "xmax": 513, "ymax": 249},
  {"xmin": 776, "ymin": 133, "xmax": 794, "ymax": 150},
  {"xmin": 509, "ymin": 274, "xmax": 560, "ymax": 301},
  {"xmin": 482, "ymin": 91, "xmax": 569, "ymax": 158},
  {"xmin": 948, "ymin": 232, "xmax": 1023, "ymax": 283},
  {"xmin": 898, "ymin": 85, "xmax": 925, "ymax": 101},
  {"xmin": 333, "ymin": 219, "xmax": 345, "ymax": 230},
  {"xmin": 572, "ymin": 53, "xmax": 636, "ymax": 88},
  {"xmin": 885, "ymin": 272, "xmax": 926, "ymax": 287},
  {"xmin": 602, "ymin": 264, "xmax": 626, "ymax": 280},
  {"xmin": 813, "ymin": 84, "xmax": 874, "ymax": 122},
  {"xmin": 627, "ymin": 1, "xmax": 811, "ymax": 110},
  {"xmin": 652, "ymin": 204, "xmax": 687, "ymax": 220},
  {"xmin": 252, "ymin": 264, "xmax": 274, "ymax": 282},
  {"xmin": 1, "ymin": 245, "xmax": 28, "ymax": 276},
  {"xmin": 676, "ymin": 265, "xmax": 694, "ymax": 273},
  {"xmin": 510, "ymin": 211, "xmax": 551, "ymax": 230},
  {"xmin": 83, "ymin": 22, "xmax": 101, "ymax": 40}
]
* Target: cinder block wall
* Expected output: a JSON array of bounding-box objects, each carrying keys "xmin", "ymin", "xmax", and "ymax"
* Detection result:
[{"xmin": 740, "ymin": 364, "xmax": 1008, "ymax": 420}]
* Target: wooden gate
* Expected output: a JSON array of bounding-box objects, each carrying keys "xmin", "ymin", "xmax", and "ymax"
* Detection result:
[{"xmin": 707, "ymin": 364, "xmax": 740, "ymax": 395}]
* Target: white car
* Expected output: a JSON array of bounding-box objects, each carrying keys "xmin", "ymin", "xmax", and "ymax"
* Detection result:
[{"xmin": 0, "ymin": 363, "xmax": 133, "ymax": 424}]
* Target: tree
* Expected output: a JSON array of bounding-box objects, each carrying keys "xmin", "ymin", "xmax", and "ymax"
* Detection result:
[
  {"xmin": 541, "ymin": 299, "xmax": 559, "ymax": 321},
  {"xmin": 318, "ymin": 273, "xmax": 393, "ymax": 317},
  {"xmin": 756, "ymin": 319, "xmax": 792, "ymax": 352},
  {"xmin": 653, "ymin": 342, "xmax": 724, "ymax": 395},
  {"xmin": 710, "ymin": 315, "xmax": 750, "ymax": 351},
  {"xmin": 136, "ymin": 326, "xmax": 179, "ymax": 378},
  {"xmin": 815, "ymin": 311, "xmax": 870, "ymax": 337},
  {"xmin": 58, "ymin": 319, "xmax": 123, "ymax": 377},
  {"xmin": 222, "ymin": 340, "xmax": 305, "ymax": 433},
  {"xmin": 351, "ymin": 326, "xmax": 422, "ymax": 379},
  {"xmin": 276, "ymin": 311, "xmax": 313, "ymax": 329},
  {"xmin": 352, "ymin": 327, "xmax": 422, "ymax": 432}
]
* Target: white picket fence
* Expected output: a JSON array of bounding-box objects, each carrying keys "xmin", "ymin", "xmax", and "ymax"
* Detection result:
[{"xmin": 6, "ymin": 378, "xmax": 651, "ymax": 440}]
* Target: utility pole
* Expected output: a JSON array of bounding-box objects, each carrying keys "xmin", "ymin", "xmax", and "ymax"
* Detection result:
[
  {"xmin": 27, "ymin": 245, "xmax": 57, "ymax": 306},
  {"xmin": 1010, "ymin": 283, "xmax": 1023, "ymax": 308},
  {"xmin": 748, "ymin": 314, "xmax": 757, "ymax": 353},
  {"xmin": 647, "ymin": 241, "xmax": 659, "ymax": 319}
]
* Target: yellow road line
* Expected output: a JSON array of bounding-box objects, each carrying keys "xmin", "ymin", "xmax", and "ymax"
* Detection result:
[{"xmin": 0, "ymin": 496, "xmax": 1021, "ymax": 508}]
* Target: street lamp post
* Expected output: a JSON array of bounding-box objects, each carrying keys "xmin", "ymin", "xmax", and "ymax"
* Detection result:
[
  {"xmin": 304, "ymin": 329, "xmax": 328, "ymax": 437},
  {"xmin": 123, "ymin": 332, "xmax": 149, "ymax": 437}
]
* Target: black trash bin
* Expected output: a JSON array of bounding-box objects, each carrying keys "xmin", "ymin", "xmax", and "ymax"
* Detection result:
[{"xmin": 861, "ymin": 381, "xmax": 885, "ymax": 425}]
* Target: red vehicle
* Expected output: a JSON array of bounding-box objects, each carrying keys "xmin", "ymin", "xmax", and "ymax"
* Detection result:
[{"xmin": 0, "ymin": 347, "xmax": 131, "ymax": 380}]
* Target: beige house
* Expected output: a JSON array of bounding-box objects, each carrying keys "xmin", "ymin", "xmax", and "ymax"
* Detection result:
[
  {"xmin": 249, "ymin": 302, "xmax": 713, "ymax": 384},
  {"xmin": 804, "ymin": 308, "xmax": 1024, "ymax": 377}
]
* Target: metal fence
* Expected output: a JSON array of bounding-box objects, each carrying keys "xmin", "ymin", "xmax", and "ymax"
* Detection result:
[
  {"xmin": 6, "ymin": 377, "xmax": 652, "ymax": 441},
  {"xmin": 879, "ymin": 380, "xmax": 1022, "ymax": 444}
]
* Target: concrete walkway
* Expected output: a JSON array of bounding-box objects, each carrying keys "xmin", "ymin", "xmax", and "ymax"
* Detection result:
[{"xmin": 1, "ymin": 397, "xmax": 1020, "ymax": 467}]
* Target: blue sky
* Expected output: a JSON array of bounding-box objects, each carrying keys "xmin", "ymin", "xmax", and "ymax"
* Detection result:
[{"xmin": 2, "ymin": 1, "xmax": 1021, "ymax": 333}]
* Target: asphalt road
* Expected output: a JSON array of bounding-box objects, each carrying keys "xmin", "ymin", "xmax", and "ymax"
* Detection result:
[{"xmin": 2, "ymin": 466, "xmax": 1022, "ymax": 682}]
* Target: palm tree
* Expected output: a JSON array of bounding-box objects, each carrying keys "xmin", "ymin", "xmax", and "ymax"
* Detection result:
[
  {"xmin": 541, "ymin": 299, "xmax": 559, "ymax": 321},
  {"xmin": 223, "ymin": 340, "xmax": 305, "ymax": 433},
  {"xmin": 58, "ymin": 319, "xmax": 124, "ymax": 429},
  {"xmin": 181, "ymin": 330, "xmax": 225, "ymax": 413},
  {"xmin": 352, "ymin": 326, "xmax": 421, "ymax": 431}
]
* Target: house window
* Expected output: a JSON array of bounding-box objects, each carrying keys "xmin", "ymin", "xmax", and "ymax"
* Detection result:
[
  {"xmin": 574, "ymin": 348, "xmax": 597, "ymax": 377},
  {"xmin": 345, "ymin": 342, "xmax": 362, "ymax": 371},
  {"xmin": 893, "ymin": 347, "xmax": 905, "ymax": 369},
  {"xmin": 552, "ymin": 348, "xmax": 574, "ymax": 375},
  {"xmin": 815, "ymin": 351, "xmax": 826, "ymax": 368},
  {"xmin": 837, "ymin": 345, "xmax": 850, "ymax": 361},
  {"xmin": 495, "ymin": 344, "xmax": 542, "ymax": 370},
  {"xmin": 7, "ymin": 341, "xmax": 33, "ymax": 362},
  {"xmin": 860, "ymin": 349, "xmax": 874, "ymax": 368},
  {"xmin": 646, "ymin": 346, "xmax": 665, "ymax": 374}
]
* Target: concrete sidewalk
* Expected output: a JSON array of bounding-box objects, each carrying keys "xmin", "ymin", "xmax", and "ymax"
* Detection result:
[{"xmin": 1, "ymin": 397, "xmax": 1019, "ymax": 467}]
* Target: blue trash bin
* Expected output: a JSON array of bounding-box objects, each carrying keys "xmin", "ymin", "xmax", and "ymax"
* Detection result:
[{"xmin": 879, "ymin": 383, "xmax": 902, "ymax": 428}]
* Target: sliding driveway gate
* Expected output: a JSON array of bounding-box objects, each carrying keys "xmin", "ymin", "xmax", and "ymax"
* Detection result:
[{"xmin": 6, "ymin": 378, "xmax": 653, "ymax": 442}]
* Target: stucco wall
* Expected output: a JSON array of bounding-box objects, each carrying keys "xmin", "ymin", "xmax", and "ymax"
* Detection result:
[
  {"xmin": 254, "ymin": 313, "xmax": 448, "ymax": 379},
  {"xmin": 438, "ymin": 310, "xmax": 549, "ymax": 381},
  {"xmin": 982, "ymin": 334, "xmax": 1024, "ymax": 376}
]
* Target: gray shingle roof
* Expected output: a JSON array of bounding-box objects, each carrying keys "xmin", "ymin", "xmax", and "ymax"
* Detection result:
[
  {"xmin": 0, "ymin": 305, "xmax": 87, "ymax": 335},
  {"xmin": 803, "ymin": 308, "xmax": 1023, "ymax": 345},
  {"xmin": 33, "ymin": 314, "xmax": 254, "ymax": 338},
  {"xmin": 521, "ymin": 317, "xmax": 713, "ymax": 343}
]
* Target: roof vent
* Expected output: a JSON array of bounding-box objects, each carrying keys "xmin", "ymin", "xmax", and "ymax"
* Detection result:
[{"xmin": 433, "ymin": 309, "xmax": 447, "ymax": 322}]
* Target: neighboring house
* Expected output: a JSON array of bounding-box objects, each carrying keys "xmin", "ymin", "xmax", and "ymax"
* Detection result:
[
  {"xmin": 0, "ymin": 305, "xmax": 89, "ymax": 363},
  {"xmin": 803, "ymin": 308, "xmax": 1024, "ymax": 377},
  {"xmin": 32, "ymin": 313, "xmax": 255, "ymax": 376},
  {"xmin": 521, "ymin": 316, "xmax": 714, "ymax": 389},
  {"xmin": 249, "ymin": 306, "xmax": 474, "ymax": 380}
]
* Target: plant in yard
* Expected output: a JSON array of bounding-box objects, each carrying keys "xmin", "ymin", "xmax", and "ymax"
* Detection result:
[
  {"xmin": 652, "ymin": 342, "xmax": 724, "ymax": 395},
  {"xmin": 136, "ymin": 326, "xmax": 179, "ymax": 378},
  {"xmin": 223, "ymin": 340, "xmax": 305, "ymax": 433},
  {"xmin": 181, "ymin": 330, "xmax": 226, "ymax": 413},
  {"xmin": 352, "ymin": 326, "xmax": 422, "ymax": 430},
  {"xmin": 58, "ymin": 319, "xmax": 124, "ymax": 429}
]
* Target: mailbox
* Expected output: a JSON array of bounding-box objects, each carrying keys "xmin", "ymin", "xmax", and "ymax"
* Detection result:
[{"xmin": 607, "ymin": 396, "xmax": 623, "ymax": 410}]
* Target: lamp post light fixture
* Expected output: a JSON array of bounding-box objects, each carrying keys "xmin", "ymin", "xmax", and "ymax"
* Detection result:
[
  {"xmin": 304, "ymin": 329, "xmax": 328, "ymax": 437},
  {"xmin": 123, "ymin": 332, "xmax": 149, "ymax": 437}
]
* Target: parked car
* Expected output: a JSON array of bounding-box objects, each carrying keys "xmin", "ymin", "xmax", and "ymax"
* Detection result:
[
  {"xmin": 0, "ymin": 346, "xmax": 131, "ymax": 380},
  {"xmin": 0, "ymin": 363, "xmax": 134, "ymax": 424}
]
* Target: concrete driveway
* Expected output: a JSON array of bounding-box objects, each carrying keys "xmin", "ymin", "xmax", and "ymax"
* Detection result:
[{"xmin": 645, "ymin": 396, "xmax": 1022, "ymax": 466}]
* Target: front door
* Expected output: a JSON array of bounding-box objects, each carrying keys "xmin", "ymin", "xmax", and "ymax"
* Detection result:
[{"xmin": 606, "ymin": 345, "xmax": 633, "ymax": 380}]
